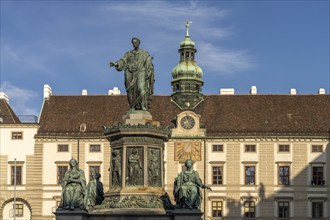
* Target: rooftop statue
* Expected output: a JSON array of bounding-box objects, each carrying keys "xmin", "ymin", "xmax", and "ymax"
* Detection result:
[
  {"xmin": 59, "ymin": 158, "xmax": 86, "ymax": 210},
  {"xmin": 109, "ymin": 37, "xmax": 155, "ymax": 111},
  {"xmin": 173, "ymin": 159, "xmax": 211, "ymax": 209}
]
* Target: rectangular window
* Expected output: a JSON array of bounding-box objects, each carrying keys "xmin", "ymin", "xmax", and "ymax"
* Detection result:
[
  {"xmin": 58, "ymin": 144, "xmax": 69, "ymax": 152},
  {"xmin": 278, "ymin": 166, "xmax": 290, "ymax": 185},
  {"xmin": 57, "ymin": 166, "xmax": 68, "ymax": 184},
  {"xmin": 278, "ymin": 144, "xmax": 290, "ymax": 152},
  {"xmin": 11, "ymin": 132, "xmax": 23, "ymax": 140},
  {"xmin": 312, "ymin": 202, "xmax": 323, "ymax": 218},
  {"xmin": 89, "ymin": 166, "xmax": 100, "ymax": 181},
  {"xmin": 212, "ymin": 166, "xmax": 223, "ymax": 185},
  {"xmin": 244, "ymin": 201, "xmax": 255, "ymax": 217},
  {"xmin": 90, "ymin": 144, "xmax": 101, "ymax": 152},
  {"xmin": 278, "ymin": 201, "xmax": 290, "ymax": 218},
  {"xmin": 13, "ymin": 204, "xmax": 23, "ymax": 217},
  {"xmin": 245, "ymin": 145, "xmax": 256, "ymax": 152},
  {"xmin": 312, "ymin": 145, "xmax": 323, "ymax": 152},
  {"xmin": 212, "ymin": 144, "xmax": 223, "ymax": 152},
  {"xmin": 212, "ymin": 201, "xmax": 222, "ymax": 217},
  {"xmin": 245, "ymin": 166, "xmax": 255, "ymax": 185},
  {"xmin": 312, "ymin": 167, "xmax": 324, "ymax": 185},
  {"xmin": 11, "ymin": 166, "xmax": 22, "ymax": 185}
]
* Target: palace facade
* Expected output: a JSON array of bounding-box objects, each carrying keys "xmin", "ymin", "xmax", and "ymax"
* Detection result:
[{"xmin": 0, "ymin": 27, "xmax": 329, "ymax": 220}]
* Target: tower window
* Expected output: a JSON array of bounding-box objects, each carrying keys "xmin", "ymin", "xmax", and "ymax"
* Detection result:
[{"xmin": 186, "ymin": 52, "xmax": 189, "ymax": 59}]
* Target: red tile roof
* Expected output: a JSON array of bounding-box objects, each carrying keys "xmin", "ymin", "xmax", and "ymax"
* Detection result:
[{"xmin": 37, "ymin": 94, "xmax": 330, "ymax": 138}]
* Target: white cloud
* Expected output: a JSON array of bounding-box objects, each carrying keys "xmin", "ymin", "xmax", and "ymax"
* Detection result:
[
  {"xmin": 0, "ymin": 82, "xmax": 39, "ymax": 115},
  {"xmin": 1, "ymin": 45, "xmax": 50, "ymax": 73},
  {"xmin": 198, "ymin": 42, "xmax": 255, "ymax": 74},
  {"xmin": 101, "ymin": 0, "xmax": 231, "ymax": 36}
]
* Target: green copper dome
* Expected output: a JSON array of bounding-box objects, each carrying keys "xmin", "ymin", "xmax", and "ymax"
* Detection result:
[
  {"xmin": 172, "ymin": 61, "xmax": 203, "ymax": 80},
  {"xmin": 180, "ymin": 36, "xmax": 195, "ymax": 48},
  {"xmin": 172, "ymin": 21, "xmax": 203, "ymax": 81}
]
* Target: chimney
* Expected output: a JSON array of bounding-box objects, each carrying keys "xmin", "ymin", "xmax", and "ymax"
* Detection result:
[
  {"xmin": 108, "ymin": 87, "xmax": 121, "ymax": 95},
  {"xmin": 82, "ymin": 89, "xmax": 88, "ymax": 95},
  {"xmin": 250, "ymin": 86, "xmax": 257, "ymax": 95},
  {"xmin": 0, "ymin": 92, "xmax": 9, "ymax": 103},
  {"xmin": 290, "ymin": 88, "xmax": 296, "ymax": 95},
  {"xmin": 318, "ymin": 88, "xmax": 325, "ymax": 94},
  {"xmin": 43, "ymin": 84, "xmax": 52, "ymax": 100},
  {"xmin": 220, "ymin": 88, "xmax": 235, "ymax": 95}
]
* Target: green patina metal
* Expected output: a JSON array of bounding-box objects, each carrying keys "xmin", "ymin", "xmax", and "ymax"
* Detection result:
[{"xmin": 171, "ymin": 21, "xmax": 204, "ymax": 110}]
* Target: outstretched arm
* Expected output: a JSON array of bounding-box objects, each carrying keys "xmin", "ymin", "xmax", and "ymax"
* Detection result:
[{"xmin": 109, "ymin": 62, "xmax": 118, "ymax": 68}]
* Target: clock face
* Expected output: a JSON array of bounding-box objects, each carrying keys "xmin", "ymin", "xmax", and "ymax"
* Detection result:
[
  {"xmin": 180, "ymin": 116, "xmax": 195, "ymax": 129},
  {"xmin": 174, "ymin": 142, "xmax": 201, "ymax": 161}
]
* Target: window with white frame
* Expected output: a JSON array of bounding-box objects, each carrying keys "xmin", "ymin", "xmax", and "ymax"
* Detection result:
[
  {"xmin": 212, "ymin": 144, "xmax": 223, "ymax": 152},
  {"xmin": 312, "ymin": 202, "xmax": 323, "ymax": 218},
  {"xmin": 278, "ymin": 144, "xmax": 290, "ymax": 152},
  {"xmin": 57, "ymin": 165, "xmax": 68, "ymax": 184},
  {"xmin": 311, "ymin": 166, "xmax": 324, "ymax": 186},
  {"xmin": 311, "ymin": 145, "xmax": 323, "ymax": 153},
  {"xmin": 212, "ymin": 166, "xmax": 223, "ymax": 185},
  {"xmin": 11, "ymin": 131, "xmax": 23, "ymax": 140},
  {"xmin": 13, "ymin": 203, "xmax": 23, "ymax": 217},
  {"xmin": 212, "ymin": 201, "xmax": 223, "ymax": 217},
  {"xmin": 90, "ymin": 144, "xmax": 101, "ymax": 152},
  {"xmin": 245, "ymin": 145, "xmax": 256, "ymax": 152},
  {"xmin": 278, "ymin": 201, "xmax": 290, "ymax": 218},
  {"xmin": 11, "ymin": 165, "xmax": 22, "ymax": 185},
  {"xmin": 245, "ymin": 166, "xmax": 255, "ymax": 185},
  {"xmin": 58, "ymin": 144, "xmax": 69, "ymax": 152},
  {"xmin": 244, "ymin": 201, "xmax": 255, "ymax": 217},
  {"xmin": 278, "ymin": 166, "xmax": 290, "ymax": 185}
]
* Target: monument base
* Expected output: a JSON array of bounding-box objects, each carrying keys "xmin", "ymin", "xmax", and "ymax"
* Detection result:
[
  {"xmin": 55, "ymin": 209, "xmax": 203, "ymax": 220},
  {"xmin": 122, "ymin": 110, "xmax": 160, "ymax": 126}
]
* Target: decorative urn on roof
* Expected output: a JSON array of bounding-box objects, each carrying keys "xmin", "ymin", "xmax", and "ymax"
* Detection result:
[{"xmin": 171, "ymin": 21, "xmax": 204, "ymax": 109}]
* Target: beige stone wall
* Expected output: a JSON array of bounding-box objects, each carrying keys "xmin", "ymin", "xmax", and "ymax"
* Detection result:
[
  {"xmin": 0, "ymin": 155, "xmax": 8, "ymax": 219},
  {"xmin": 26, "ymin": 142, "xmax": 43, "ymax": 219},
  {"xmin": 1, "ymin": 136, "xmax": 329, "ymax": 220}
]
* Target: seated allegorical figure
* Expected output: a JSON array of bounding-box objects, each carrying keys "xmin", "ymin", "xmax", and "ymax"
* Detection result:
[
  {"xmin": 84, "ymin": 172, "xmax": 104, "ymax": 210},
  {"xmin": 173, "ymin": 159, "xmax": 210, "ymax": 209},
  {"xmin": 60, "ymin": 158, "xmax": 86, "ymax": 210}
]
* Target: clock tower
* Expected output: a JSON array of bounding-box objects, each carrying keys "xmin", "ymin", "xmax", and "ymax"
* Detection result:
[{"xmin": 171, "ymin": 21, "xmax": 204, "ymax": 109}]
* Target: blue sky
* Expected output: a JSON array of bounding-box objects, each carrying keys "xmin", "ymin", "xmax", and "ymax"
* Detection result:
[{"xmin": 1, "ymin": 0, "xmax": 329, "ymax": 116}]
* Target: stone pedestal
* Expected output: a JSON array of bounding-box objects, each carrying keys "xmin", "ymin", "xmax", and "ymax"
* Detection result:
[
  {"xmin": 122, "ymin": 110, "xmax": 160, "ymax": 126},
  {"xmin": 55, "ymin": 210, "xmax": 89, "ymax": 220},
  {"xmin": 103, "ymin": 110, "xmax": 170, "ymax": 208}
]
